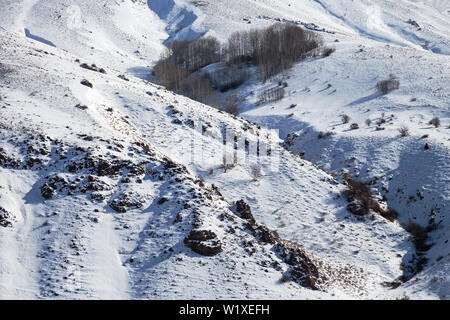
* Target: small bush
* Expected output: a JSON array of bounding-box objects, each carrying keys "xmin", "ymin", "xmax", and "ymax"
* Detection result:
[
  {"xmin": 376, "ymin": 76, "xmax": 400, "ymax": 94},
  {"xmin": 323, "ymin": 47, "xmax": 335, "ymax": 57},
  {"xmin": 429, "ymin": 117, "xmax": 440, "ymax": 128},
  {"xmin": 341, "ymin": 114, "xmax": 350, "ymax": 124},
  {"xmin": 223, "ymin": 93, "xmax": 240, "ymax": 115},
  {"xmin": 343, "ymin": 175, "xmax": 397, "ymax": 221},
  {"xmin": 343, "ymin": 177, "xmax": 381, "ymax": 215},
  {"xmin": 80, "ymin": 79, "xmax": 93, "ymax": 88},
  {"xmin": 405, "ymin": 222, "xmax": 430, "ymax": 252},
  {"xmin": 380, "ymin": 209, "xmax": 398, "ymax": 222},
  {"xmin": 398, "ymin": 126, "xmax": 410, "ymax": 137},
  {"xmin": 365, "ymin": 119, "xmax": 371, "ymax": 126}
]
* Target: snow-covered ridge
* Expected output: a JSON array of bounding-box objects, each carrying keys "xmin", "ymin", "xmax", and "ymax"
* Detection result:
[{"xmin": 0, "ymin": 30, "xmax": 391, "ymax": 299}]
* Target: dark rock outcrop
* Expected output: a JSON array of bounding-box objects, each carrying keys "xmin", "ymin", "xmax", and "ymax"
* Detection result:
[{"xmin": 184, "ymin": 230, "xmax": 222, "ymax": 256}]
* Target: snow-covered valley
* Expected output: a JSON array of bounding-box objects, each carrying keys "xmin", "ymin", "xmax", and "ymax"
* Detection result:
[{"xmin": 0, "ymin": 0, "xmax": 448, "ymax": 300}]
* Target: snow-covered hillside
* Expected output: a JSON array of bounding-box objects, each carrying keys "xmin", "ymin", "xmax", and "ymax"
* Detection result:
[{"xmin": 0, "ymin": 0, "xmax": 448, "ymax": 300}]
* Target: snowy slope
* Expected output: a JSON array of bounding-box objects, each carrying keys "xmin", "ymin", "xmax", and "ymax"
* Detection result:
[{"xmin": 0, "ymin": 0, "xmax": 449, "ymax": 300}]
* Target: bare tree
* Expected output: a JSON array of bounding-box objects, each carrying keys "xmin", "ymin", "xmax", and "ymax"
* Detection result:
[{"xmin": 429, "ymin": 117, "xmax": 440, "ymax": 128}]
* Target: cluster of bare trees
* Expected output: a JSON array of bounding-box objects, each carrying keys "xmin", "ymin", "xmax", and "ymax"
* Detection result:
[
  {"xmin": 168, "ymin": 36, "xmax": 221, "ymax": 73},
  {"xmin": 226, "ymin": 23, "xmax": 322, "ymax": 81},
  {"xmin": 152, "ymin": 23, "xmax": 323, "ymax": 108}
]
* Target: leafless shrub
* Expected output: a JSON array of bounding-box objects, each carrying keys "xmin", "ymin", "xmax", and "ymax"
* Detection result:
[
  {"xmin": 398, "ymin": 126, "xmax": 410, "ymax": 137},
  {"xmin": 220, "ymin": 153, "xmax": 236, "ymax": 173},
  {"xmin": 224, "ymin": 103, "xmax": 239, "ymax": 116},
  {"xmin": 0, "ymin": 63, "xmax": 13, "ymax": 79},
  {"xmin": 341, "ymin": 114, "xmax": 350, "ymax": 124},
  {"xmin": 318, "ymin": 131, "xmax": 336, "ymax": 139},
  {"xmin": 153, "ymin": 23, "xmax": 325, "ymax": 107},
  {"xmin": 323, "ymin": 47, "xmax": 335, "ymax": 57},
  {"xmin": 326, "ymin": 131, "xmax": 337, "ymax": 137},
  {"xmin": 429, "ymin": 117, "xmax": 440, "ymax": 128},
  {"xmin": 404, "ymin": 222, "xmax": 429, "ymax": 252}
]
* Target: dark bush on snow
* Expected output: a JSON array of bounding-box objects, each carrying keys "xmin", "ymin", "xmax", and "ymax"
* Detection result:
[
  {"xmin": 398, "ymin": 126, "xmax": 410, "ymax": 137},
  {"xmin": 184, "ymin": 230, "xmax": 222, "ymax": 256},
  {"xmin": 153, "ymin": 23, "xmax": 323, "ymax": 106},
  {"xmin": 341, "ymin": 114, "xmax": 350, "ymax": 124}
]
